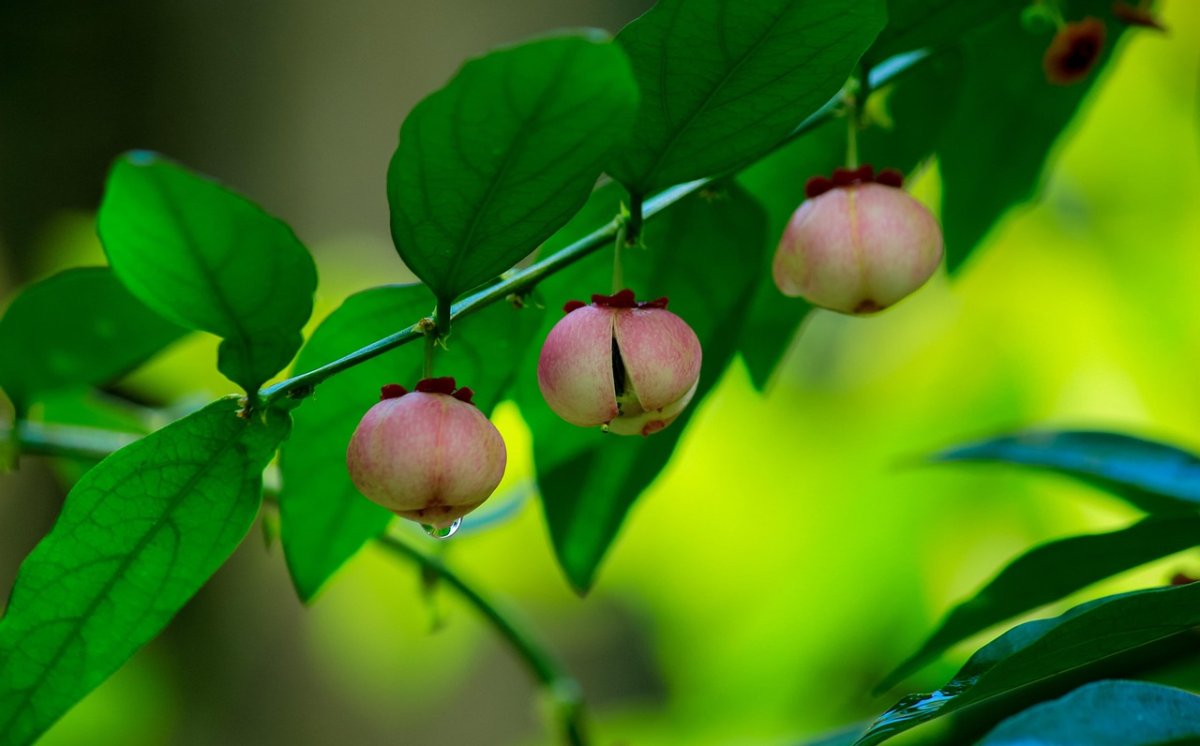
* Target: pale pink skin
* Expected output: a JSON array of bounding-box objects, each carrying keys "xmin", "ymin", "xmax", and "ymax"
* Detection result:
[
  {"xmin": 346, "ymin": 392, "xmax": 506, "ymax": 528},
  {"xmin": 537, "ymin": 304, "xmax": 702, "ymax": 436},
  {"xmin": 772, "ymin": 183, "xmax": 944, "ymax": 314}
]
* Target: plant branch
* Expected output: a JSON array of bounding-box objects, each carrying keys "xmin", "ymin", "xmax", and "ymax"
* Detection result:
[
  {"xmin": 251, "ymin": 53, "xmax": 924, "ymax": 406},
  {"xmin": 377, "ymin": 532, "xmax": 589, "ymax": 746},
  {"xmin": 1, "ymin": 420, "xmax": 140, "ymax": 463}
]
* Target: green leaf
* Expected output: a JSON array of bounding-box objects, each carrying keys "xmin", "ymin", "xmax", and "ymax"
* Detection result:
[
  {"xmin": 0, "ymin": 398, "xmax": 288, "ymax": 745},
  {"xmin": 877, "ymin": 514, "xmax": 1200, "ymax": 692},
  {"xmin": 867, "ymin": 0, "xmax": 1012, "ymax": 63},
  {"xmin": 97, "ymin": 152, "xmax": 318, "ymax": 394},
  {"xmin": 931, "ymin": 430, "xmax": 1200, "ymax": 514},
  {"xmin": 854, "ymin": 582, "xmax": 1200, "ymax": 746},
  {"xmin": 387, "ymin": 31, "xmax": 638, "ymax": 304},
  {"xmin": 937, "ymin": 8, "xmax": 1125, "ymax": 272},
  {"xmin": 733, "ymin": 53, "xmax": 957, "ymax": 387},
  {"xmin": 975, "ymin": 680, "xmax": 1200, "ymax": 746},
  {"xmin": 608, "ymin": 0, "xmax": 886, "ymax": 195},
  {"xmin": 0, "ymin": 267, "xmax": 185, "ymax": 416},
  {"xmin": 516, "ymin": 182, "xmax": 767, "ymax": 592},
  {"xmin": 279, "ymin": 285, "xmax": 539, "ymax": 601}
]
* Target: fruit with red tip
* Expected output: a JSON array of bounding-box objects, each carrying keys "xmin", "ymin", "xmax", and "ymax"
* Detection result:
[
  {"xmin": 537, "ymin": 290, "xmax": 702, "ymax": 436},
  {"xmin": 346, "ymin": 377, "xmax": 506, "ymax": 529},
  {"xmin": 772, "ymin": 165, "xmax": 943, "ymax": 315}
]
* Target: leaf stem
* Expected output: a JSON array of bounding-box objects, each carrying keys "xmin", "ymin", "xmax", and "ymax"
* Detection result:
[
  {"xmin": 378, "ymin": 532, "xmax": 589, "ymax": 746},
  {"xmin": 0, "ymin": 420, "xmax": 140, "ymax": 462},
  {"xmin": 423, "ymin": 327, "xmax": 436, "ymax": 379},
  {"xmin": 258, "ymin": 51, "xmax": 926, "ymax": 406},
  {"xmin": 612, "ymin": 223, "xmax": 625, "ymax": 294}
]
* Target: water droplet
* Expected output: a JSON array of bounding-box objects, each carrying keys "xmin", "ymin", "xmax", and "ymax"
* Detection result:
[
  {"xmin": 600, "ymin": 423, "xmax": 610, "ymax": 433},
  {"xmin": 422, "ymin": 518, "xmax": 461, "ymax": 539}
]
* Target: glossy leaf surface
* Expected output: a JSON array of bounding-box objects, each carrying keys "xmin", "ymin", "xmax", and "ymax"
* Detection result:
[
  {"xmin": 388, "ymin": 32, "xmax": 638, "ymax": 304},
  {"xmin": 0, "ymin": 267, "xmax": 185, "ymax": 416},
  {"xmin": 878, "ymin": 514, "xmax": 1200, "ymax": 692},
  {"xmin": 608, "ymin": 0, "xmax": 886, "ymax": 195},
  {"xmin": 0, "ymin": 399, "xmax": 288, "ymax": 745},
  {"xmin": 975, "ymin": 680, "xmax": 1200, "ymax": 746},
  {"xmin": 856, "ymin": 582, "xmax": 1200, "ymax": 745},
  {"xmin": 932, "ymin": 430, "xmax": 1200, "ymax": 514},
  {"xmin": 279, "ymin": 285, "xmax": 538, "ymax": 601},
  {"xmin": 97, "ymin": 152, "xmax": 318, "ymax": 394}
]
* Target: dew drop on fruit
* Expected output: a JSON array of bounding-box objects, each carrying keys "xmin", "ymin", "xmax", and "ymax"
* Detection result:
[{"xmin": 422, "ymin": 518, "xmax": 462, "ymax": 539}]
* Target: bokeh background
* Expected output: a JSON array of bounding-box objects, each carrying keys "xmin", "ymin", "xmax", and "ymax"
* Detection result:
[{"xmin": 3, "ymin": 2, "xmax": 1200, "ymax": 745}]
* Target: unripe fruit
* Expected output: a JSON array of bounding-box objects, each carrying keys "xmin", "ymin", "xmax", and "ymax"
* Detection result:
[
  {"xmin": 538, "ymin": 289, "xmax": 701, "ymax": 436},
  {"xmin": 772, "ymin": 165, "xmax": 942, "ymax": 315},
  {"xmin": 346, "ymin": 377, "xmax": 506, "ymax": 529}
]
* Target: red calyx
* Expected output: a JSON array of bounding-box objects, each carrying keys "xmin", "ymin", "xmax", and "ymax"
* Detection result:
[
  {"xmin": 563, "ymin": 289, "xmax": 670, "ymax": 311},
  {"xmin": 805, "ymin": 164, "xmax": 904, "ymax": 199},
  {"xmin": 382, "ymin": 377, "xmax": 477, "ymax": 405}
]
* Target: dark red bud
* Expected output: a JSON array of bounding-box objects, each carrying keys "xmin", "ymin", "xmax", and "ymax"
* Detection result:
[
  {"xmin": 563, "ymin": 300, "xmax": 587, "ymax": 314},
  {"xmin": 380, "ymin": 384, "xmax": 408, "ymax": 400},
  {"xmin": 805, "ymin": 176, "xmax": 833, "ymax": 199},
  {"xmin": 451, "ymin": 386, "xmax": 476, "ymax": 405},
  {"xmin": 638, "ymin": 297, "xmax": 670, "ymax": 310},
  {"xmin": 415, "ymin": 377, "xmax": 458, "ymax": 395},
  {"xmin": 591, "ymin": 289, "xmax": 638, "ymax": 308},
  {"xmin": 876, "ymin": 168, "xmax": 904, "ymax": 188}
]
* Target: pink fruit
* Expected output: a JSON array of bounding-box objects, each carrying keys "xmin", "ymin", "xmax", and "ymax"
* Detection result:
[
  {"xmin": 537, "ymin": 289, "xmax": 702, "ymax": 436},
  {"xmin": 772, "ymin": 165, "xmax": 943, "ymax": 315},
  {"xmin": 346, "ymin": 377, "xmax": 506, "ymax": 529}
]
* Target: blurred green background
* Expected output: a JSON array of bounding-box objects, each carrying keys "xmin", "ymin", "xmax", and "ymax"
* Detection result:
[{"xmin": 2, "ymin": 2, "xmax": 1200, "ymax": 745}]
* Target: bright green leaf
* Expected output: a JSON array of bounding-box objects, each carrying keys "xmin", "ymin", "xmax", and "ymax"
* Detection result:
[
  {"xmin": 877, "ymin": 514, "xmax": 1200, "ymax": 692},
  {"xmin": 0, "ymin": 267, "xmax": 185, "ymax": 417},
  {"xmin": 608, "ymin": 0, "xmax": 886, "ymax": 195},
  {"xmin": 975, "ymin": 680, "xmax": 1200, "ymax": 746},
  {"xmin": 0, "ymin": 398, "xmax": 288, "ymax": 746},
  {"xmin": 855, "ymin": 582, "xmax": 1200, "ymax": 746},
  {"xmin": 938, "ymin": 8, "xmax": 1125, "ymax": 272},
  {"xmin": 931, "ymin": 430, "xmax": 1200, "ymax": 514},
  {"xmin": 387, "ymin": 31, "xmax": 638, "ymax": 305},
  {"xmin": 516, "ymin": 182, "xmax": 767, "ymax": 592},
  {"xmin": 97, "ymin": 152, "xmax": 318, "ymax": 394},
  {"xmin": 279, "ymin": 285, "xmax": 539, "ymax": 601}
]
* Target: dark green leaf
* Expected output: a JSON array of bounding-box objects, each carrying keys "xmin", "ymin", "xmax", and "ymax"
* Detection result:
[
  {"xmin": 0, "ymin": 398, "xmax": 288, "ymax": 745},
  {"xmin": 279, "ymin": 285, "xmax": 538, "ymax": 601},
  {"xmin": 516, "ymin": 183, "xmax": 767, "ymax": 592},
  {"xmin": 387, "ymin": 31, "xmax": 638, "ymax": 304},
  {"xmin": 867, "ymin": 0, "xmax": 1012, "ymax": 63},
  {"xmin": 931, "ymin": 430, "xmax": 1200, "ymax": 514},
  {"xmin": 97, "ymin": 152, "xmax": 318, "ymax": 394},
  {"xmin": 0, "ymin": 267, "xmax": 185, "ymax": 416},
  {"xmin": 733, "ymin": 54, "xmax": 958, "ymax": 387},
  {"xmin": 608, "ymin": 0, "xmax": 886, "ymax": 195},
  {"xmin": 938, "ymin": 8, "xmax": 1125, "ymax": 272},
  {"xmin": 878, "ymin": 514, "xmax": 1200, "ymax": 692},
  {"xmin": 975, "ymin": 680, "xmax": 1200, "ymax": 746},
  {"xmin": 855, "ymin": 582, "xmax": 1200, "ymax": 746}
]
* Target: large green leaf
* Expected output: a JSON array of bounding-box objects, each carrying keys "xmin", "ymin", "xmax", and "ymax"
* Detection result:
[
  {"xmin": 387, "ymin": 32, "xmax": 637, "ymax": 305},
  {"xmin": 0, "ymin": 398, "xmax": 288, "ymax": 746},
  {"xmin": 975, "ymin": 680, "xmax": 1200, "ymax": 746},
  {"xmin": 279, "ymin": 285, "xmax": 538, "ymax": 601},
  {"xmin": 937, "ymin": 6, "xmax": 1125, "ymax": 272},
  {"xmin": 867, "ymin": 0, "xmax": 1013, "ymax": 63},
  {"xmin": 734, "ymin": 53, "xmax": 959, "ymax": 387},
  {"xmin": 931, "ymin": 430, "xmax": 1200, "ymax": 514},
  {"xmin": 97, "ymin": 152, "xmax": 318, "ymax": 394},
  {"xmin": 608, "ymin": 0, "xmax": 886, "ymax": 196},
  {"xmin": 516, "ymin": 182, "xmax": 767, "ymax": 592},
  {"xmin": 855, "ymin": 582, "xmax": 1200, "ymax": 746},
  {"xmin": 878, "ymin": 514, "xmax": 1200, "ymax": 692},
  {"xmin": 0, "ymin": 267, "xmax": 185, "ymax": 416}
]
